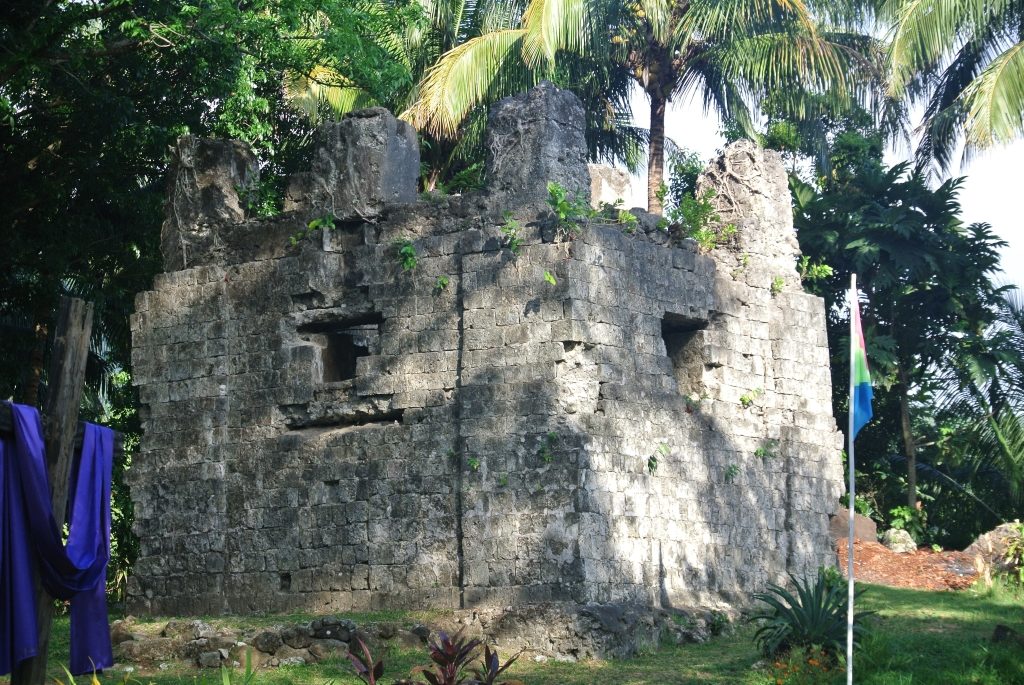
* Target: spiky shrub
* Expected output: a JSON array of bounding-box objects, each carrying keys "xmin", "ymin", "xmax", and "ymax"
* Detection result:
[
  {"xmin": 467, "ymin": 644, "xmax": 524, "ymax": 685},
  {"xmin": 412, "ymin": 628, "xmax": 483, "ymax": 685},
  {"xmin": 348, "ymin": 638, "xmax": 385, "ymax": 685},
  {"xmin": 749, "ymin": 571, "xmax": 872, "ymax": 660}
]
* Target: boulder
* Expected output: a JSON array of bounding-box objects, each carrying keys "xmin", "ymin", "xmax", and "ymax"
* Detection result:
[
  {"xmin": 829, "ymin": 506, "xmax": 878, "ymax": 542},
  {"xmin": 113, "ymin": 637, "xmax": 178, "ymax": 662},
  {"xmin": 198, "ymin": 651, "xmax": 223, "ymax": 669},
  {"xmin": 110, "ymin": 617, "xmax": 136, "ymax": 645},
  {"xmin": 252, "ymin": 630, "xmax": 283, "ymax": 654},
  {"xmin": 881, "ymin": 528, "xmax": 917, "ymax": 554},
  {"xmin": 309, "ymin": 639, "xmax": 348, "ymax": 661},
  {"xmin": 281, "ymin": 625, "xmax": 313, "ymax": 649},
  {"xmin": 965, "ymin": 521, "xmax": 1023, "ymax": 576}
]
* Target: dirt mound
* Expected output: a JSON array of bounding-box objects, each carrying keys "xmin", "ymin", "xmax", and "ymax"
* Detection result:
[{"xmin": 836, "ymin": 539, "xmax": 978, "ymax": 591}]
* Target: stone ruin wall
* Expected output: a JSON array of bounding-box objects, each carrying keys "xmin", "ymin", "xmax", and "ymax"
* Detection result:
[{"xmin": 128, "ymin": 83, "xmax": 844, "ymax": 630}]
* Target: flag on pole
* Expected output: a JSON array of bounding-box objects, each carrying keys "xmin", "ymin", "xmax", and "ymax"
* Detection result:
[
  {"xmin": 846, "ymin": 274, "xmax": 872, "ymax": 685},
  {"xmin": 850, "ymin": 290, "xmax": 873, "ymax": 438}
]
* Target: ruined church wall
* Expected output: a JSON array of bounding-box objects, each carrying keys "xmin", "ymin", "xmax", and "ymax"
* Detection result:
[{"xmin": 128, "ymin": 83, "xmax": 843, "ymax": 618}]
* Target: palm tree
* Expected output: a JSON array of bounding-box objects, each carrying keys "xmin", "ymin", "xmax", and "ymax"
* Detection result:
[
  {"xmin": 884, "ymin": 0, "xmax": 1024, "ymax": 170},
  {"xmin": 283, "ymin": 0, "xmax": 642, "ymax": 189},
  {"xmin": 938, "ymin": 288, "xmax": 1024, "ymax": 507},
  {"xmin": 408, "ymin": 0, "xmax": 875, "ymax": 214}
]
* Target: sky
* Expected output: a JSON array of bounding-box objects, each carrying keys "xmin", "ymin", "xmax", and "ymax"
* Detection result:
[{"xmin": 624, "ymin": 94, "xmax": 1023, "ymax": 288}]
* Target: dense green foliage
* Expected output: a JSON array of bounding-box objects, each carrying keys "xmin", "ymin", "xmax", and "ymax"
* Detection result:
[
  {"xmin": 1, "ymin": 0, "xmax": 417, "ymax": 590},
  {"xmin": 754, "ymin": 105, "xmax": 1023, "ymax": 547}
]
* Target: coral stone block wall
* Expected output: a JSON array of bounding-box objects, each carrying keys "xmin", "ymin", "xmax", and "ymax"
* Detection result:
[{"xmin": 128, "ymin": 83, "xmax": 843, "ymax": 617}]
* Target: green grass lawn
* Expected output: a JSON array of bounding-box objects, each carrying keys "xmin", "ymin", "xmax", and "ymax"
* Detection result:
[{"xmin": 23, "ymin": 582, "xmax": 1024, "ymax": 685}]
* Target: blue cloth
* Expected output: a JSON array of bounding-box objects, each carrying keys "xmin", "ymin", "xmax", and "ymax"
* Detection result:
[{"xmin": 1, "ymin": 402, "xmax": 114, "ymax": 675}]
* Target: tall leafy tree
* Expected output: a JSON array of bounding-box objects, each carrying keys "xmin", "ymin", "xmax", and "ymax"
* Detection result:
[
  {"xmin": 884, "ymin": 0, "xmax": 1024, "ymax": 169},
  {"xmin": 408, "ymin": 0, "xmax": 877, "ymax": 213},
  {"xmin": 1, "ymin": 0, "xmax": 415, "ymax": 586},
  {"xmin": 792, "ymin": 131, "xmax": 1006, "ymax": 508}
]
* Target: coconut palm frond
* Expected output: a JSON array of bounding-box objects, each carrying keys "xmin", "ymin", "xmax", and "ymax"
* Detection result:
[
  {"xmin": 963, "ymin": 41, "xmax": 1024, "ymax": 148},
  {"xmin": 404, "ymin": 29, "xmax": 528, "ymax": 137},
  {"xmin": 521, "ymin": 0, "xmax": 596, "ymax": 66},
  {"xmin": 682, "ymin": 0, "xmax": 818, "ymax": 44}
]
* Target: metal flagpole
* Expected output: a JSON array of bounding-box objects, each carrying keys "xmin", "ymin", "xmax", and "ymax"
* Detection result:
[{"xmin": 847, "ymin": 273, "xmax": 857, "ymax": 685}]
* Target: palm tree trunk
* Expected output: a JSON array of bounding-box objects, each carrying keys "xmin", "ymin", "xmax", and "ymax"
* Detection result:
[
  {"xmin": 647, "ymin": 90, "xmax": 667, "ymax": 215},
  {"xmin": 897, "ymin": 364, "xmax": 918, "ymax": 507}
]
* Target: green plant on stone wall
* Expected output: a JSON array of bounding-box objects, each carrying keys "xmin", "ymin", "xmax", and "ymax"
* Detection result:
[
  {"xmin": 648, "ymin": 442, "xmax": 670, "ymax": 475},
  {"xmin": 434, "ymin": 275, "xmax": 450, "ymax": 292},
  {"xmin": 395, "ymin": 238, "xmax": 418, "ymax": 271},
  {"xmin": 666, "ymin": 189, "xmax": 737, "ymax": 252},
  {"xmin": 724, "ymin": 464, "xmax": 740, "ymax": 483},
  {"xmin": 740, "ymin": 388, "xmax": 763, "ymax": 408},
  {"xmin": 798, "ymin": 255, "xmax": 834, "ymax": 284},
  {"xmin": 538, "ymin": 431, "xmax": 558, "ymax": 464},
  {"xmin": 500, "ymin": 212, "xmax": 523, "ymax": 255},
  {"xmin": 467, "ymin": 456, "xmax": 480, "ymax": 472},
  {"xmin": 755, "ymin": 439, "xmax": 779, "ymax": 462},
  {"xmin": 546, "ymin": 181, "xmax": 593, "ymax": 240},
  {"xmin": 770, "ymin": 275, "xmax": 785, "ymax": 296},
  {"xmin": 543, "ymin": 270, "xmax": 557, "ymax": 286},
  {"xmin": 289, "ymin": 214, "xmax": 336, "ymax": 246}
]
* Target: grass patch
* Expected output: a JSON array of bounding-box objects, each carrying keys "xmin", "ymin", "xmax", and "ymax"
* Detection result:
[{"xmin": 26, "ymin": 583, "xmax": 1024, "ymax": 685}]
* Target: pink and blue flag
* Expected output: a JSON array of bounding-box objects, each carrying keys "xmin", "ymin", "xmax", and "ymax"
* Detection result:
[{"xmin": 850, "ymin": 296, "xmax": 873, "ymax": 438}]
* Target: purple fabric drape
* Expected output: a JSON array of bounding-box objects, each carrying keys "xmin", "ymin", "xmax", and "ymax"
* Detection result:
[{"xmin": 1, "ymin": 402, "xmax": 114, "ymax": 675}]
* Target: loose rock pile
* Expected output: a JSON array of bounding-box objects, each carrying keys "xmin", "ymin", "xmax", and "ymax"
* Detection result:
[{"xmin": 110, "ymin": 615, "xmax": 422, "ymax": 670}]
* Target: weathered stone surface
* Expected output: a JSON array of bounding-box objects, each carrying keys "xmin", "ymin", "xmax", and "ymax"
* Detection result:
[
  {"xmin": 252, "ymin": 630, "xmax": 283, "ymax": 654},
  {"xmin": 111, "ymin": 617, "xmax": 136, "ymax": 645},
  {"xmin": 311, "ymin": 617, "xmax": 355, "ymax": 641},
  {"xmin": 113, "ymin": 637, "xmax": 178, "ymax": 663},
  {"xmin": 588, "ymin": 163, "xmax": 631, "ymax": 208},
  {"xmin": 284, "ymin": 108, "xmax": 418, "ymax": 219},
  {"xmin": 829, "ymin": 506, "xmax": 878, "ymax": 542},
  {"xmin": 881, "ymin": 528, "xmax": 917, "ymax": 554},
  {"xmin": 198, "ymin": 651, "xmax": 222, "ymax": 668},
  {"xmin": 486, "ymin": 81, "xmax": 590, "ymax": 213},
  {"xmin": 308, "ymin": 639, "xmax": 348, "ymax": 661},
  {"xmin": 696, "ymin": 139, "xmax": 801, "ymax": 291},
  {"xmin": 161, "ymin": 136, "xmax": 259, "ymax": 272},
  {"xmin": 281, "ymin": 625, "xmax": 313, "ymax": 649},
  {"xmin": 129, "ymin": 83, "xmax": 844, "ymax": 657}
]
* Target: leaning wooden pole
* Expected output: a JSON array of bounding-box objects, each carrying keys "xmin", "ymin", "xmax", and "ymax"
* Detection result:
[{"xmin": 12, "ymin": 296, "xmax": 94, "ymax": 685}]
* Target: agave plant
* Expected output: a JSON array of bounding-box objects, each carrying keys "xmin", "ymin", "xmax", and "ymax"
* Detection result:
[{"xmin": 749, "ymin": 570, "xmax": 872, "ymax": 659}]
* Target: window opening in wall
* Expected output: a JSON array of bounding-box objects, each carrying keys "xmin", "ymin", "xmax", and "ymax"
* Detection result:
[
  {"xmin": 297, "ymin": 313, "xmax": 382, "ymax": 383},
  {"xmin": 661, "ymin": 312, "xmax": 708, "ymax": 396}
]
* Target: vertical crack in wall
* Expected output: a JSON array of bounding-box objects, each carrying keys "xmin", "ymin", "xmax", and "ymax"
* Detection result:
[{"xmin": 453, "ymin": 240, "xmax": 467, "ymax": 609}]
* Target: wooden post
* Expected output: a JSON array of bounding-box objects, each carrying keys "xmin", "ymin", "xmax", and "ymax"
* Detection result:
[{"xmin": 12, "ymin": 296, "xmax": 94, "ymax": 685}]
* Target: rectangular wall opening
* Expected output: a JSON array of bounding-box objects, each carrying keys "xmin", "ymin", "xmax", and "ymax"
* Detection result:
[
  {"xmin": 298, "ymin": 313, "xmax": 382, "ymax": 383},
  {"xmin": 661, "ymin": 313, "xmax": 708, "ymax": 396}
]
